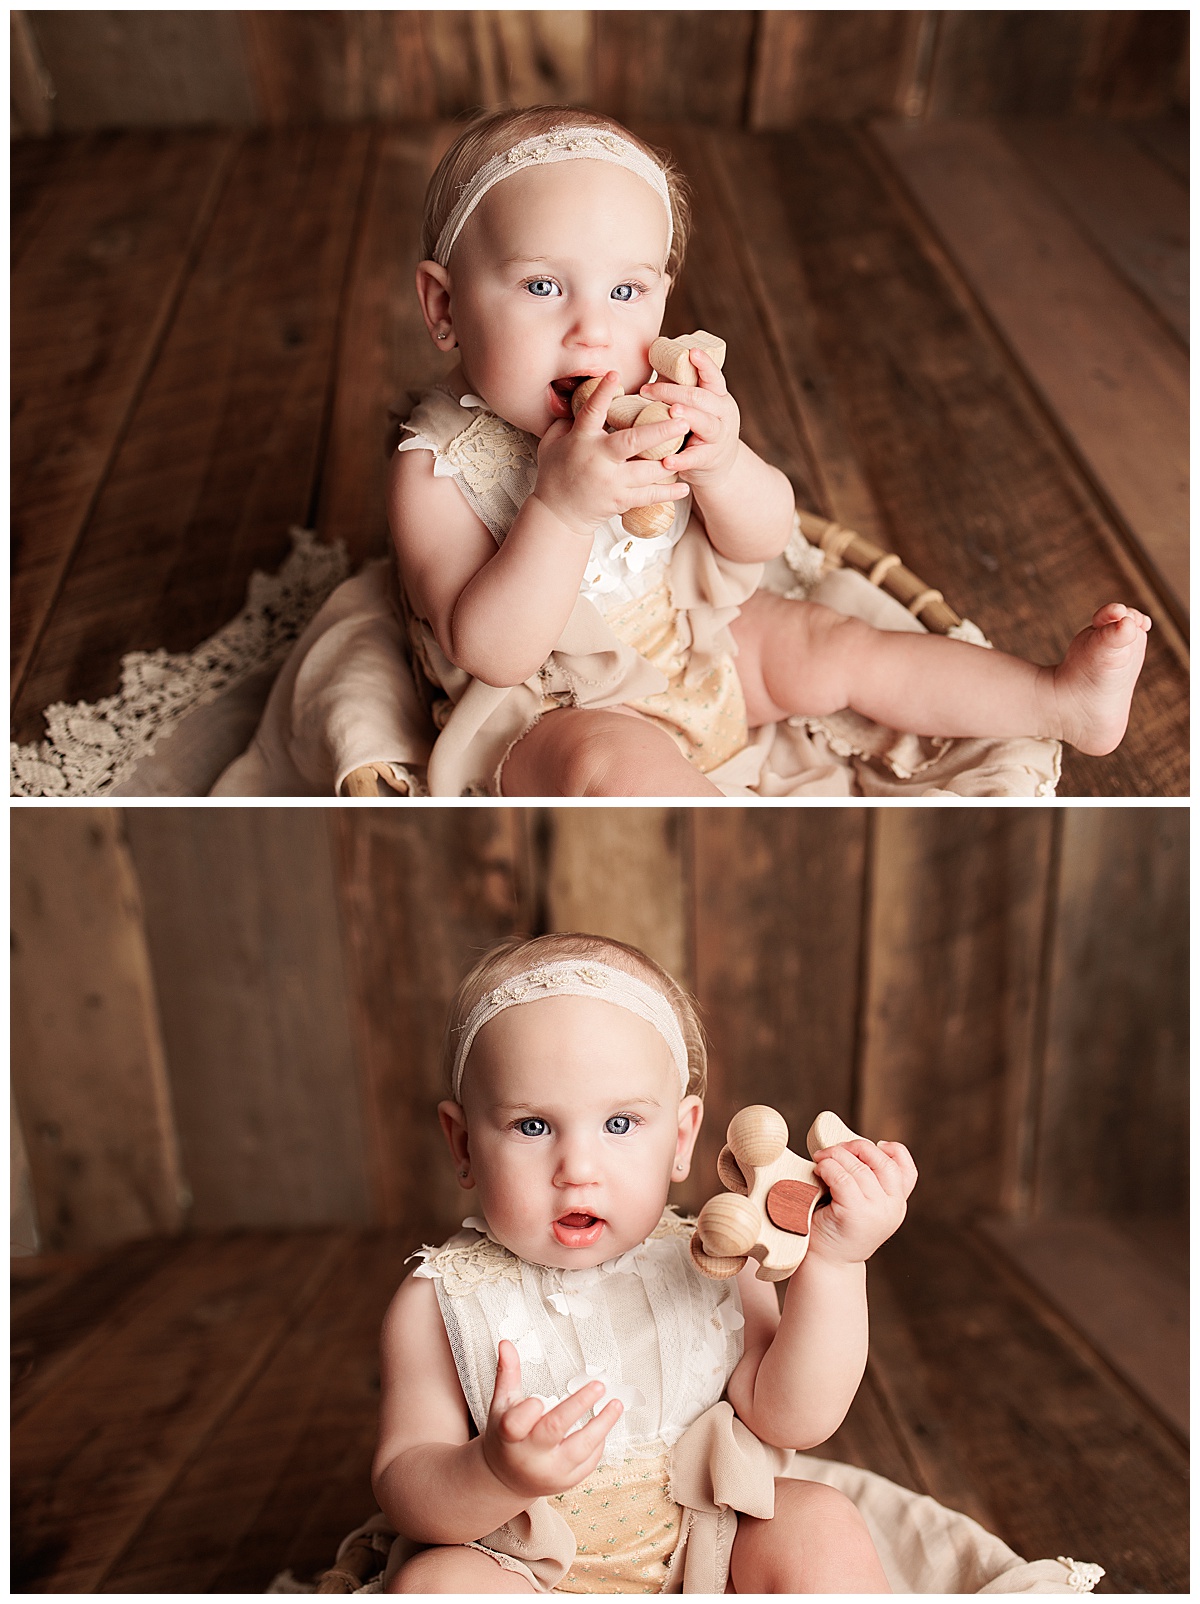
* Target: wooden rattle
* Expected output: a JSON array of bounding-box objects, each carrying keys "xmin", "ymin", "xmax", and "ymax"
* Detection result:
[
  {"xmin": 571, "ymin": 330, "xmax": 726, "ymax": 539},
  {"xmin": 690, "ymin": 1106, "xmax": 861, "ymax": 1282}
]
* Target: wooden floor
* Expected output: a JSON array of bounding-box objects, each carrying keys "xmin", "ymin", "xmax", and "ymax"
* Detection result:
[
  {"xmin": 10, "ymin": 117, "xmax": 1189, "ymax": 795},
  {"xmin": 11, "ymin": 1217, "xmax": 1187, "ymax": 1594}
]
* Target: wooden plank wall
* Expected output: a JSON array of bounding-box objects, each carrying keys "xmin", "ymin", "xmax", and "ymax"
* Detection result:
[
  {"xmin": 11, "ymin": 10, "xmax": 1189, "ymax": 138},
  {"xmin": 10, "ymin": 807, "xmax": 1186, "ymax": 1252}
]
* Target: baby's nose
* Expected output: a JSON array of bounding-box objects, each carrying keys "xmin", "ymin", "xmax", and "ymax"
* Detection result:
[{"xmin": 566, "ymin": 297, "xmax": 613, "ymax": 348}]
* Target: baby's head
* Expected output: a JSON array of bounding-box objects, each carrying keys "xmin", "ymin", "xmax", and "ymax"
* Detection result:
[
  {"xmin": 439, "ymin": 932, "xmax": 706, "ymax": 1269},
  {"xmin": 416, "ymin": 107, "xmax": 691, "ymax": 439}
]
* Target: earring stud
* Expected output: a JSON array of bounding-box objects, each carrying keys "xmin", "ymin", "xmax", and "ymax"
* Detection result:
[{"xmin": 436, "ymin": 330, "xmax": 450, "ymax": 340}]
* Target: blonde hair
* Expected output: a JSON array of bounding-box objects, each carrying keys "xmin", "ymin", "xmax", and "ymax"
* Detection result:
[
  {"xmin": 421, "ymin": 106, "xmax": 692, "ymax": 281},
  {"xmin": 444, "ymin": 932, "xmax": 707, "ymax": 1099}
]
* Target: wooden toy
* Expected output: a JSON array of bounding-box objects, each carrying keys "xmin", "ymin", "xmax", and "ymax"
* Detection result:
[
  {"xmin": 571, "ymin": 331, "xmax": 725, "ymax": 539},
  {"xmin": 690, "ymin": 1106, "xmax": 861, "ymax": 1282}
]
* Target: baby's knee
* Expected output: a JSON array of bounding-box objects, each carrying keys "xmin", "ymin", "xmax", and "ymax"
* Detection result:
[{"xmin": 538, "ymin": 710, "xmax": 665, "ymax": 797}]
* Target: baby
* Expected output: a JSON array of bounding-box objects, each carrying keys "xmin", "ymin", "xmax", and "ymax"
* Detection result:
[
  {"xmin": 390, "ymin": 106, "xmax": 1150, "ymax": 797},
  {"xmin": 373, "ymin": 932, "xmax": 918, "ymax": 1593}
]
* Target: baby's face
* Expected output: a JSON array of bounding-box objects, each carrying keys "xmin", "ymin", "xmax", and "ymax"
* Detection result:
[
  {"xmin": 444, "ymin": 159, "xmax": 671, "ymax": 437},
  {"xmin": 448, "ymin": 994, "xmax": 701, "ymax": 1269}
]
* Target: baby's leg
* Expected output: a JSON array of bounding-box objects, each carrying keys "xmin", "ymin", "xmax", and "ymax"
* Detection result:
[
  {"xmin": 387, "ymin": 1543, "xmax": 535, "ymax": 1593},
  {"xmin": 729, "ymin": 1478, "xmax": 891, "ymax": 1594},
  {"xmin": 732, "ymin": 592, "xmax": 1149, "ymax": 755},
  {"xmin": 501, "ymin": 707, "xmax": 721, "ymax": 796}
]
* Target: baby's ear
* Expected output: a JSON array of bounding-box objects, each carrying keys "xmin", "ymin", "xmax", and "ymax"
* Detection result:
[
  {"xmin": 438, "ymin": 1099, "xmax": 472, "ymax": 1185},
  {"xmin": 415, "ymin": 261, "xmax": 454, "ymax": 346}
]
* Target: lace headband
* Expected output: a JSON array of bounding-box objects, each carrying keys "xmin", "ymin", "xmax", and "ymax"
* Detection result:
[
  {"xmin": 432, "ymin": 126, "xmax": 674, "ymax": 268},
  {"xmin": 451, "ymin": 960, "xmax": 690, "ymax": 1100}
]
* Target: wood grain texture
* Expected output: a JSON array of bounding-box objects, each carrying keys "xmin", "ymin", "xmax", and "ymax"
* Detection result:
[
  {"xmin": 316, "ymin": 126, "xmax": 444, "ymax": 563},
  {"xmin": 718, "ymin": 123, "xmax": 1187, "ymax": 795},
  {"xmin": 1076, "ymin": 10, "xmax": 1191, "ymax": 117},
  {"xmin": 690, "ymin": 812, "xmax": 865, "ymax": 1219},
  {"xmin": 10, "ymin": 130, "xmax": 233, "ymax": 691},
  {"xmin": 749, "ymin": 10, "xmax": 926, "ymax": 126},
  {"xmin": 541, "ymin": 807, "xmax": 689, "ymax": 983},
  {"xmin": 11, "ymin": 1087, "xmax": 41, "ymax": 1256},
  {"xmin": 1034, "ymin": 809, "xmax": 1188, "ymax": 1220},
  {"xmin": 645, "ymin": 124, "xmax": 823, "ymax": 508},
  {"xmin": 870, "ymin": 1224, "xmax": 1188, "ymax": 1591},
  {"xmin": 595, "ymin": 13, "xmax": 756, "ymax": 126},
  {"xmin": 241, "ymin": 12, "xmax": 439, "ymax": 124},
  {"xmin": 10, "ymin": 809, "xmax": 185, "ymax": 1252},
  {"xmin": 10, "ymin": 11, "xmax": 55, "ymax": 137},
  {"xmin": 12, "ymin": 1238, "xmax": 177, "ymax": 1422},
  {"xmin": 11, "ymin": 1228, "xmax": 348, "ymax": 1593},
  {"xmin": 12, "ymin": 127, "xmax": 371, "ymax": 741},
  {"xmin": 28, "ymin": 10, "xmax": 257, "ymax": 130},
  {"xmin": 873, "ymin": 118, "xmax": 1189, "ymax": 612},
  {"xmin": 979, "ymin": 1216, "xmax": 1188, "ymax": 1441},
  {"xmin": 1127, "ymin": 116, "xmax": 1189, "ymax": 185},
  {"xmin": 926, "ymin": 12, "xmax": 1104, "ymax": 117},
  {"xmin": 858, "ymin": 811, "xmax": 1054, "ymax": 1220},
  {"xmin": 122, "ymin": 809, "xmax": 370, "ymax": 1230},
  {"xmin": 330, "ymin": 812, "xmax": 527, "ymax": 1236},
  {"xmin": 1002, "ymin": 118, "xmax": 1188, "ymax": 344},
  {"xmin": 98, "ymin": 1230, "xmax": 410, "ymax": 1592}
]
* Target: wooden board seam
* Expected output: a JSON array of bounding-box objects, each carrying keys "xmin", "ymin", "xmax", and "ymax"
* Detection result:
[
  {"xmin": 965, "ymin": 1224, "xmax": 1189, "ymax": 1462},
  {"xmin": 92, "ymin": 1228, "xmax": 355, "ymax": 1591},
  {"xmin": 10, "ymin": 132, "xmax": 244, "ymax": 714},
  {"xmin": 860, "ymin": 121, "xmax": 1190, "ymax": 658}
]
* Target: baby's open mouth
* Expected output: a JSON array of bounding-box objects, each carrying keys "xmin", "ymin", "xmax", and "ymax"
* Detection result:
[
  {"xmin": 548, "ymin": 374, "xmax": 599, "ymax": 418},
  {"xmin": 553, "ymin": 1211, "xmax": 606, "ymax": 1246}
]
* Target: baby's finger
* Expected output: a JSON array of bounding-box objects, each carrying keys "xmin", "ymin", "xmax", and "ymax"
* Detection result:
[
  {"xmin": 618, "ymin": 414, "xmax": 689, "ymax": 461},
  {"xmin": 531, "ymin": 1380, "xmax": 607, "ymax": 1446},
  {"xmin": 878, "ymin": 1141, "xmax": 919, "ymax": 1196},
  {"xmin": 638, "ymin": 379, "xmax": 722, "ymax": 413},
  {"xmin": 575, "ymin": 372, "xmax": 624, "ymax": 433},
  {"xmin": 814, "ymin": 1146, "xmax": 881, "ymax": 1202},
  {"xmin": 559, "ymin": 1398, "xmax": 624, "ymax": 1464},
  {"xmin": 496, "ymin": 1396, "xmax": 548, "ymax": 1445},
  {"xmin": 689, "ymin": 346, "xmax": 730, "ymax": 394},
  {"xmin": 489, "ymin": 1339, "xmax": 525, "ymax": 1417},
  {"xmin": 624, "ymin": 481, "xmax": 690, "ymax": 509}
]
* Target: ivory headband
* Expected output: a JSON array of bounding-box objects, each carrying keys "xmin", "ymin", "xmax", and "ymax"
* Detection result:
[
  {"xmin": 432, "ymin": 126, "xmax": 674, "ymax": 268},
  {"xmin": 451, "ymin": 960, "xmax": 689, "ymax": 1100}
]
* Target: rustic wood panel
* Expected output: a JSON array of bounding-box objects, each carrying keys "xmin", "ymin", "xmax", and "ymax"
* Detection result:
[
  {"xmin": 122, "ymin": 810, "xmax": 370, "ymax": 1230},
  {"xmin": 1001, "ymin": 118, "xmax": 1188, "ymax": 345},
  {"xmin": 10, "ymin": 1229, "xmax": 348, "ymax": 1594},
  {"xmin": 242, "ymin": 12, "xmax": 438, "ymax": 124},
  {"xmin": 28, "ymin": 10, "xmax": 258, "ymax": 130},
  {"xmin": 926, "ymin": 12, "xmax": 1105, "ymax": 117},
  {"xmin": 98, "ymin": 1229, "xmax": 409, "ymax": 1592},
  {"xmin": 11, "ymin": 1088, "xmax": 40, "ymax": 1256},
  {"xmin": 857, "ymin": 812, "xmax": 1055, "ymax": 1220},
  {"xmin": 12, "ymin": 127, "xmax": 372, "ymax": 741},
  {"xmin": 10, "ymin": 10, "xmax": 54, "ymax": 138},
  {"xmin": 1127, "ymin": 115, "xmax": 1189, "ymax": 184},
  {"xmin": 10, "ymin": 130, "xmax": 233, "ymax": 691},
  {"xmin": 690, "ymin": 812, "xmax": 866, "ymax": 1218},
  {"xmin": 1034, "ymin": 809, "xmax": 1188, "ymax": 1220},
  {"xmin": 12, "ymin": 1238, "xmax": 178, "ymax": 1423},
  {"xmin": 595, "ymin": 13, "xmax": 757, "ymax": 127},
  {"xmin": 10, "ymin": 809, "xmax": 185, "ymax": 1252},
  {"xmin": 980, "ymin": 1216, "xmax": 1188, "ymax": 1440},
  {"xmin": 330, "ymin": 812, "xmax": 528, "ymax": 1236},
  {"xmin": 1077, "ymin": 10, "xmax": 1191, "ymax": 117},
  {"xmin": 316, "ymin": 126, "xmax": 443, "ymax": 563},
  {"xmin": 749, "ymin": 11, "xmax": 928, "ymax": 126},
  {"xmin": 871, "ymin": 1224, "xmax": 1188, "ymax": 1592},
  {"xmin": 647, "ymin": 125, "xmax": 823, "ymax": 508},
  {"xmin": 541, "ymin": 807, "xmax": 690, "ymax": 985},
  {"xmin": 715, "ymin": 123, "xmax": 1188, "ymax": 796},
  {"xmin": 873, "ymin": 118, "xmax": 1189, "ymax": 615}
]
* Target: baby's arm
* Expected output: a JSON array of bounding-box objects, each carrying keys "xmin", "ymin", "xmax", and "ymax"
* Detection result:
[
  {"xmin": 372, "ymin": 1274, "xmax": 622, "ymax": 1544},
  {"xmin": 390, "ymin": 379, "xmax": 688, "ymax": 688},
  {"xmin": 724, "ymin": 1139, "xmax": 917, "ymax": 1451},
  {"xmin": 640, "ymin": 348, "xmax": 794, "ymax": 564}
]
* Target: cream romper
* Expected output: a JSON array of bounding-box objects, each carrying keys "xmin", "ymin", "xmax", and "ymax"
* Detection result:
[{"xmin": 396, "ymin": 384, "xmax": 763, "ymax": 795}]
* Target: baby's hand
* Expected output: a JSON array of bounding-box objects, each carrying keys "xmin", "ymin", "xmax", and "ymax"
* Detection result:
[
  {"xmin": 534, "ymin": 371, "xmax": 690, "ymax": 540},
  {"xmin": 481, "ymin": 1339, "xmax": 623, "ymax": 1502},
  {"xmin": 639, "ymin": 347, "xmax": 742, "ymax": 490},
  {"xmin": 806, "ymin": 1139, "xmax": 917, "ymax": 1267}
]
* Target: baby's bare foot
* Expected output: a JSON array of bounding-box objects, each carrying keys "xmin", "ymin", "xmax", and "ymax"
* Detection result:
[{"xmin": 1050, "ymin": 604, "xmax": 1151, "ymax": 754}]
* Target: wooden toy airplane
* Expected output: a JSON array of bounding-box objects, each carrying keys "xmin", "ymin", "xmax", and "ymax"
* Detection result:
[{"xmin": 690, "ymin": 1105, "xmax": 861, "ymax": 1282}]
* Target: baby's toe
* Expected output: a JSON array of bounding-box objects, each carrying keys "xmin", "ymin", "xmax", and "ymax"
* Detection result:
[{"xmin": 1091, "ymin": 602, "xmax": 1128, "ymax": 628}]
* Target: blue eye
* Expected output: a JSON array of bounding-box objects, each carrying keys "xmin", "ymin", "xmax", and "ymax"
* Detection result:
[
  {"xmin": 611, "ymin": 284, "xmax": 637, "ymax": 302},
  {"xmin": 517, "ymin": 1117, "xmax": 549, "ymax": 1137},
  {"xmin": 605, "ymin": 1115, "xmax": 635, "ymax": 1135},
  {"xmin": 526, "ymin": 279, "xmax": 558, "ymax": 297}
]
